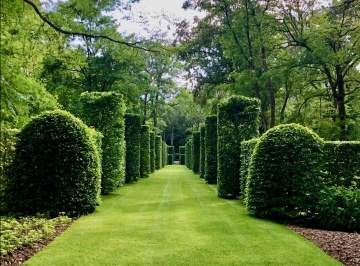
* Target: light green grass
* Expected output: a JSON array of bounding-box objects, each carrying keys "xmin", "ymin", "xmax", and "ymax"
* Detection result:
[{"xmin": 25, "ymin": 165, "xmax": 340, "ymax": 266}]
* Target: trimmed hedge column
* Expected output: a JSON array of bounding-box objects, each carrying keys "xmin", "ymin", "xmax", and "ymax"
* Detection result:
[
  {"xmin": 150, "ymin": 132, "xmax": 155, "ymax": 173},
  {"xmin": 240, "ymin": 139, "xmax": 258, "ymax": 200},
  {"xmin": 192, "ymin": 132, "xmax": 200, "ymax": 174},
  {"xmin": 124, "ymin": 114, "xmax": 141, "ymax": 183},
  {"xmin": 247, "ymin": 124, "xmax": 324, "ymax": 222},
  {"xmin": 79, "ymin": 91, "xmax": 125, "ymax": 194},
  {"xmin": 140, "ymin": 125, "xmax": 151, "ymax": 178},
  {"xmin": 168, "ymin": 146, "xmax": 174, "ymax": 165},
  {"xmin": 179, "ymin": 146, "xmax": 185, "ymax": 165},
  {"xmin": 155, "ymin": 136, "xmax": 162, "ymax": 170},
  {"xmin": 162, "ymin": 141, "xmax": 167, "ymax": 168},
  {"xmin": 217, "ymin": 96, "xmax": 260, "ymax": 198},
  {"xmin": 199, "ymin": 125, "xmax": 205, "ymax": 179},
  {"xmin": 204, "ymin": 115, "xmax": 217, "ymax": 184},
  {"xmin": 5, "ymin": 110, "xmax": 102, "ymax": 217}
]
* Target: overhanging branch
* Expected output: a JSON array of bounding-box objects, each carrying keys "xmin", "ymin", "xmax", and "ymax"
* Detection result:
[{"xmin": 23, "ymin": 0, "xmax": 160, "ymax": 52}]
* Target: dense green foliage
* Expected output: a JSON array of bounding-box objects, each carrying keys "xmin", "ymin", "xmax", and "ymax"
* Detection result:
[
  {"xmin": 0, "ymin": 215, "xmax": 72, "ymax": 257},
  {"xmin": 240, "ymin": 139, "xmax": 259, "ymax": 200},
  {"xmin": 322, "ymin": 141, "xmax": 360, "ymax": 187},
  {"xmin": 167, "ymin": 146, "xmax": 174, "ymax": 165},
  {"xmin": 316, "ymin": 186, "xmax": 359, "ymax": 232},
  {"xmin": 79, "ymin": 91, "xmax": 125, "ymax": 193},
  {"xmin": 199, "ymin": 125, "xmax": 205, "ymax": 179},
  {"xmin": 5, "ymin": 110, "xmax": 102, "ymax": 217},
  {"xmin": 162, "ymin": 142, "xmax": 168, "ymax": 167},
  {"xmin": 150, "ymin": 132, "xmax": 156, "ymax": 173},
  {"xmin": 140, "ymin": 125, "xmax": 151, "ymax": 178},
  {"xmin": 155, "ymin": 136, "xmax": 162, "ymax": 170},
  {"xmin": 192, "ymin": 132, "xmax": 200, "ymax": 174},
  {"xmin": 124, "ymin": 114, "xmax": 142, "ymax": 183},
  {"xmin": 247, "ymin": 124, "xmax": 324, "ymax": 223},
  {"xmin": 179, "ymin": 146, "xmax": 185, "ymax": 165},
  {"xmin": 204, "ymin": 115, "xmax": 217, "ymax": 184},
  {"xmin": 217, "ymin": 96, "xmax": 260, "ymax": 198}
]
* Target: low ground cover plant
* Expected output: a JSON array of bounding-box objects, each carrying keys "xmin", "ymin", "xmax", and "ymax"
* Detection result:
[{"xmin": 0, "ymin": 215, "xmax": 72, "ymax": 257}]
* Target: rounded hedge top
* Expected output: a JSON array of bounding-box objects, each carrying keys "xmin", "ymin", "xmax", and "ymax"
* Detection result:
[
  {"xmin": 247, "ymin": 123, "xmax": 324, "ymax": 221},
  {"xmin": 6, "ymin": 110, "xmax": 101, "ymax": 217}
]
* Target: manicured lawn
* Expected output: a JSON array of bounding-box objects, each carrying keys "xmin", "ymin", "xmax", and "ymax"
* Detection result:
[{"xmin": 25, "ymin": 165, "xmax": 340, "ymax": 266}]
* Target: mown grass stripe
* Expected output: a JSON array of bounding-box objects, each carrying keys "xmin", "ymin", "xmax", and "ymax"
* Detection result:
[{"xmin": 25, "ymin": 165, "xmax": 340, "ymax": 266}]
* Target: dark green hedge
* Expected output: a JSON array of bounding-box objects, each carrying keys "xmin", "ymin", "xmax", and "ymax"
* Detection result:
[
  {"xmin": 140, "ymin": 125, "xmax": 151, "ymax": 178},
  {"xmin": 179, "ymin": 146, "xmax": 185, "ymax": 165},
  {"xmin": 192, "ymin": 132, "xmax": 200, "ymax": 174},
  {"xmin": 217, "ymin": 96, "xmax": 260, "ymax": 198},
  {"xmin": 205, "ymin": 116, "xmax": 217, "ymax": 184},
  {"xmin": 185, "ymin": 142, "xmax": 189, "ymax": 168},
  {"xmin": 79, "ymin": 91, "xmax": 125, "ymax": 194},
  {"xmin": 199, "ymin": 125, "xmax": 205, "ymax": 179},
  {"xmin": 321, "ymin": 141, "xmax": 360, "ymax": 187},
  {"xmin": 5, "ymin": 110, "xmax": 102, "ymax": 217},
  {"xmin": 240, "ymin": 139, "xmax": 259, "ymax": 201},
  {"xmin": 150, "ymin": 132, "xmax": 155, "ymax": 173},
  {"xmin": 247, "ymin": 124, "xmax": 324, "ymax": 222},
  {"xmin": 124, "ymin": 114, "xmax": 141, "ymax": 183},
  {"xmin": 167, "ymin": 146, "xmax": 174, "ymax": 165},
  {"xmin": 162, "ymin": 142, "xmax": 167, "ymax": 167},
  {"xmin": 155, "ymin": 136, "xmax": 162, "ymax": 170}
]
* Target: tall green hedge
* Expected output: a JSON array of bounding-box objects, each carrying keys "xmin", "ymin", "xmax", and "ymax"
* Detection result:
[
  {"xmin": 199, "ymin": 125, "xmax": 205, "ymax": 179},
  {"xmin": 217, "ymin": 96, "xmax": 260, "ymax": 198},
  {"xmin": 140, "ymin": 125, "xmax": 151, "ymax": 178},
  {"xmin": 247, "ymin": 124, "xmax": 324, "ymax": 222},
  {"xmin": 185, "ymin": 142, "xmax": 189, "ymax": 168},
  {"xmin": 240, "ymin": 139, "xmax": 259, "ymax": 201},
  {"xmin": 204, "ymin": 115, "xmax": 217, "ymax": 184},
  {"xmin": 168, "ymin": 146, "xmax": 174, "ymax": 165},
  {"xmin": 79, "ymin": 91, "xmax": 125, "ymax": 194},
  {"xmin": 5, "ymin": 110, "xmax": 102, "ymax": 217},
  {"xmin": 321, "ymin": 141, "xmax": 360, "ymax": 187},
  {"xmin": 155, "ymin": 136, "xmax": 162, "ymax": 170},
  {"xmin": 162, "ymin": 141, "xmax": 167, "ymax": 168},
  {"xmin": 150, "ymin": 131, "xmax": 155, "ymax": 173},
  {"xmin": 124, "ymin": 114, "xmax": 141, "ymax": 183},
  {"xmin": 179, "ymin": 146, "xmax": 185, "ymax": 165},
  {"xmin": 192, "ymin": 132, "xmax": 200, "ymax": 174}
]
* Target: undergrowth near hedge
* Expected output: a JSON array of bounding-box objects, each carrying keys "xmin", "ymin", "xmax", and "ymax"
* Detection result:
[{"xmin": 0, "ymin": 215, "xmax": 72, "ymax": 257}]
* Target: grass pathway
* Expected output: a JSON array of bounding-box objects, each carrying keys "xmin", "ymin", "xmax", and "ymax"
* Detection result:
[{"xmin": 25, "ymin": 165, "xmax": 340, "ymax": 266}]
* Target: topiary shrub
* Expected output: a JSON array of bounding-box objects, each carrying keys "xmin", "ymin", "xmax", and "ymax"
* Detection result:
[
  {"xmin": 321, "ymin": 141, "xmax": 360, "ymax": 187},
  {"xmin": 155, "ymin": 136, "xmax": 162, "ymax": 170},
  {"xmin": 199, "ymin": 125, "xmax": 205, "ymax": 179},
  {"xmin": 162, "ymin": 141, "xmax": 167, "ymax": 167},
  {"xmin": 247, "ymin": 124, "xmax": 324, "ymax": 223},
  {"xmin": 124, "ymin": 114, "xmax": 141, "ymax": 183},
  {"xmin": 140, "ymin": 125, "xmax": 151, "ymax": 178},
  {"xmin": 79, "ymin": 91, "xmax": 125, "ymax": 194},
  {"xmin": 167, "ymin": 146, "xmax": 174, "ymax": 165},
  {"xmin": 192, "ymin": 132, "xmax": 200, "ymax": 174},
  {"xmin": 315, "ymin": 186, "xmax": 359, "ymax": 232},
  {"xmin": 217, "ymin": 96, "xmax": 260, "ymax": 198},
  {"xmin": 240, "ymin": 139, "xmax": 259, "ymax": 201},
  {"xmin": 204, "ymin": 115, "xmax": 217, "ymax": 184},
  {"xmin": 179, "ymin": 146, "xmax": 185, "ymax": 165},
  {"xmin": 5, "ymin": 110, "xmax": 102, "ymax": 217},
  {"xmin": 150, "ymin": 132, "xmax": 155, "ymax": 172}
]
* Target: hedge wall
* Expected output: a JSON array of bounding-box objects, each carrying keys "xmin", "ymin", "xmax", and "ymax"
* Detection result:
[
  {"xmin": 247, "ymin": 124, "xmax": 324, "ymax": 222},
  {"xmin": 79, "ymin": 91, "xmax": 125, "ymax": 194},
  {"xmin": 217, "ymin": 96, "xmax": 260, "ymax": 198},
  {"xmin": 124, "ymin": 114, "xmax": 141, "ymax": 183},
  {"xmin": 150, "ymin": 132, "xmax": 155, "ymax": 173},
  {"xmin": 179, "ymin": 146, "xmax": 185, "ymax": 165},
  {"xmin": 199, "ymin": 125, "xmax": 205, "ymax": 179},
  {"xmin": 162, "ymin": 141, "xmax": 167, "ymax": 168},
  {"xmin": 240, "ymin": 139, "xmax": 259, "ymax": 201},
  {"xmin": 168, "ymin": 146, "xmax": 174, "ymax": 165},
  {"xmin": 140, "ymin": 125, "xmax": 151, "ymax": 178},
  {"xmin": 204, "ymin": 115, "xmax": 217, "ymax": 184},
  {"xmin": 5, "ymin": 110, "xmax": 102, "ymax": 217},
  {"xmin": 192, "ymin": 132, "xmax": 200, "ymax": 174},
  {"xmin": 155, "ymin": 136, "xmax": 162, "ymax": 170},
  {"xmin": 321, "ymin": 141, "xmax": 360, "ymax": 187}
]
